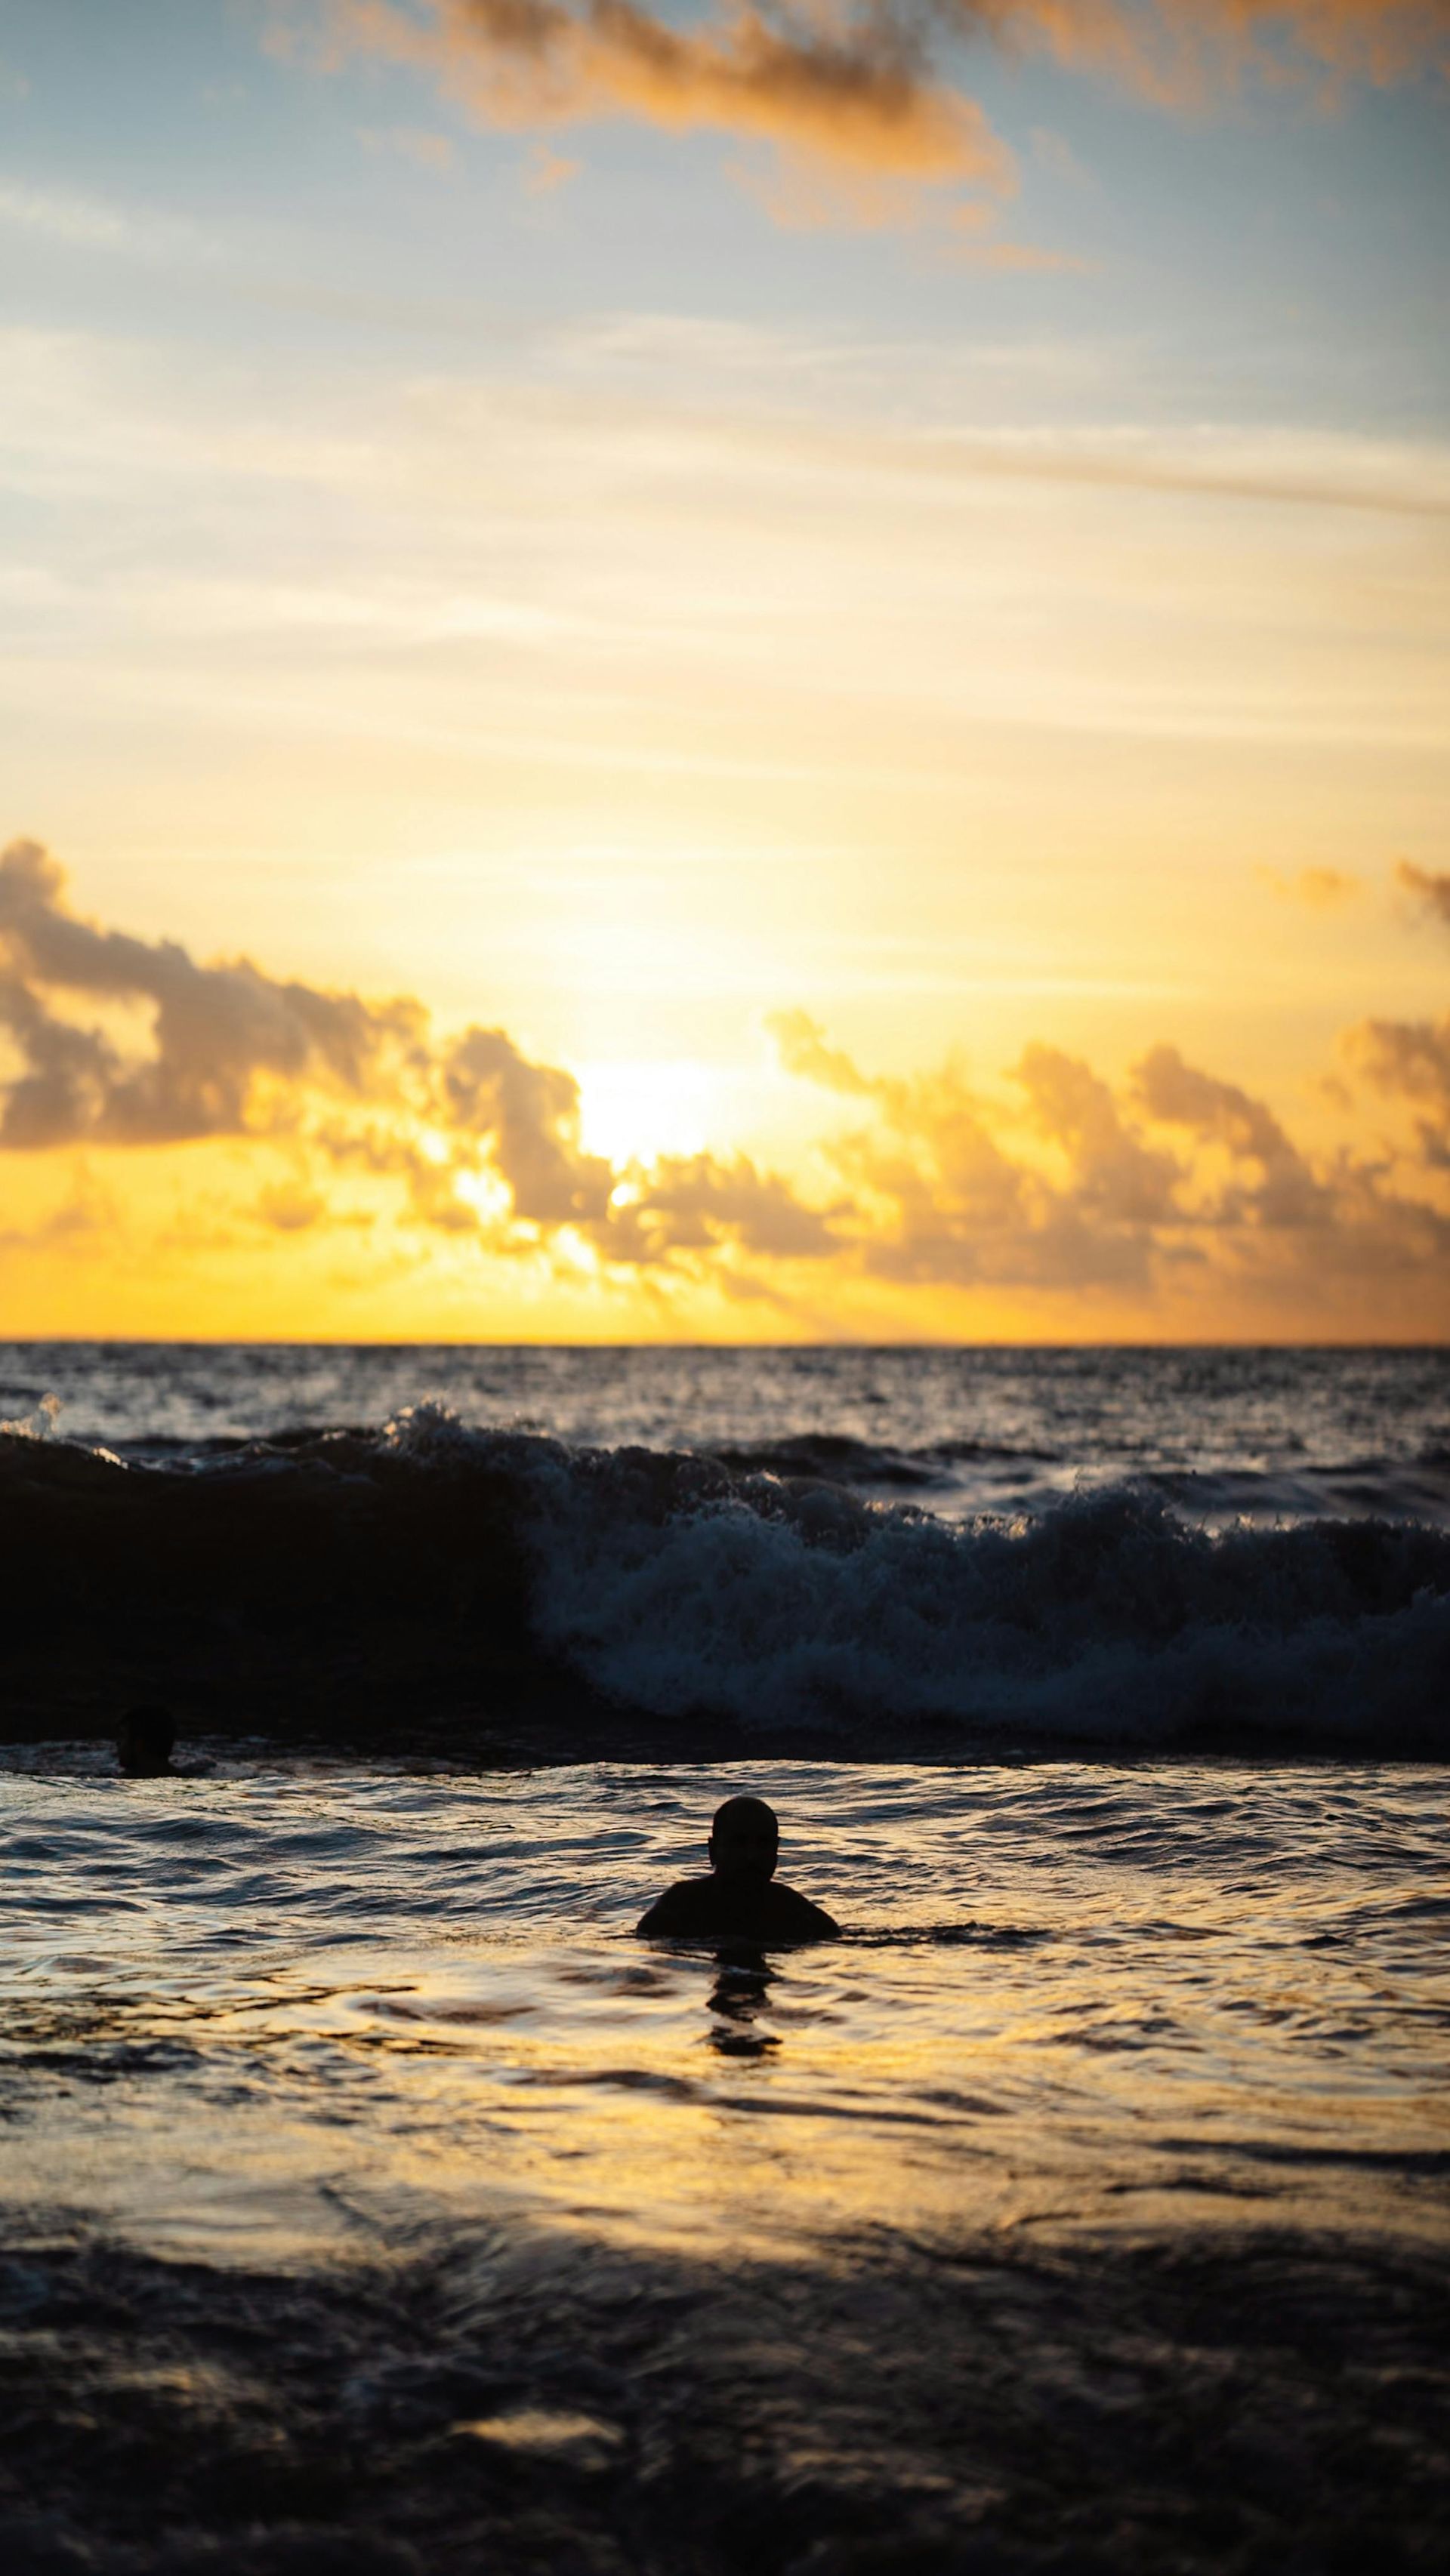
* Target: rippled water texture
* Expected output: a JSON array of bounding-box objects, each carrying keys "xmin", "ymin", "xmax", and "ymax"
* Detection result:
[
  {"xmin": 6, "ymin": 1345, "xmax": 1450, "ymax": 1756},
  {"xmin": 5, "ymin": 1339, "xmax": 1449, "ymax": 1520},
  {"xmin": 4, "ymin": 1758, "xmax": 1445, "ymax": 2265},
  {"xmin": 5, "ymin": 1351, "xmax": 1448, "ymax": 2562},
  {"xmin": 5, "ymin": 1756, "xmax": 1448, "ymax": 2572}
]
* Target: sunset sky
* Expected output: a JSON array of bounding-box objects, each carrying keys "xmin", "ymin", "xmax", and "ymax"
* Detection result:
[{"xmin": 1, "ymin": 0, "xmax": 1447, "ymax": 1339}]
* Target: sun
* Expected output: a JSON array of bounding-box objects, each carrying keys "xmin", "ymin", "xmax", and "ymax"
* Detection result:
[{"xmin": 575, "ymin": 1059, "xmax": 733, "ymax": 1168}]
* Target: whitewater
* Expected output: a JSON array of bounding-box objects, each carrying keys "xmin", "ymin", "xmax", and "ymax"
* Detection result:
[
  {"xmin": 2, "ymin": 1346, "xmax": 1448, "ymax": 2572},
  {"xmin": 2, "ymin": 1342, "xmax": 1446, "ymax": 1753}
]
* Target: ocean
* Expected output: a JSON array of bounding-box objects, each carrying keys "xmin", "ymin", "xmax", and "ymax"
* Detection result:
[
  {"xmin": 4, "ymin": 1340, "xmax": 1448, "ymax": 1754},
  {"xmin": 2, "ymin": 1345, "xmax": 1447, "ymax": 2571}
]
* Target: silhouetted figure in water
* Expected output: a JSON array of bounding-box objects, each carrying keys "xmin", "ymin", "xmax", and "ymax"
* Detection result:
[
  {"xmin": 116, "ymin": 1706, "xmax": 176, "ymax": 1777},
  {"xmin": 637, "ymin": 1795, "xmax": 838, "ymax": 1943}
]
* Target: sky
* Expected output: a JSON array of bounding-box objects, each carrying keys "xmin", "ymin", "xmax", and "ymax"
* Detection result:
[{"xmin": 0, "ymin": 0, "xmax": 1447, "ymax": 1341}]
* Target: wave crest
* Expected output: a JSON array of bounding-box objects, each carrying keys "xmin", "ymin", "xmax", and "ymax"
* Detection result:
[{"xmin": 4, "ymin": 1407, "xmax": 1446, "ymax": 1754}]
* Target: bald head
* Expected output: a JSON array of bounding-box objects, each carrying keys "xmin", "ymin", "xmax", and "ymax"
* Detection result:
[{"xmin": 709, "ymin": 1795, "xmax": 779, "ymax": 1887}]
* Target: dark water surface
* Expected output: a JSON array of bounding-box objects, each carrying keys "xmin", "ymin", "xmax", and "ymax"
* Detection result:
[
  {"xmin": 3, "ymin": 1350, "xmax": 1448, "ymax": 2565},
  {"xmin": 4, "ymin": 1758, "xmax": 1446, "ymax": 2258},
  {"xmin": 2, "ymin": 1755, "xmax": 1447, "ymax": 2571},
  {"xmin": 5, "ymin": 1340, "xmax": 1448, "ymax": 1523},
  {"xmin": 3, "ymin": 1343, "xmax": 1448, "ymax": 1753}
]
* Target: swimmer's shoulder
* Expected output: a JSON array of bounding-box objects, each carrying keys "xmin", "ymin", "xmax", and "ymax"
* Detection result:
[
  {"xmin": 636, "ymin": 1876, "xmax": 720, "ymax": 1936},
  {"xmin": 636, "ymin": 1877, "xmax": 840, "ymax": 1942},
  {"xmin": 768, "ymin": 1882, "xmax": 840, "ymax": 1940}
]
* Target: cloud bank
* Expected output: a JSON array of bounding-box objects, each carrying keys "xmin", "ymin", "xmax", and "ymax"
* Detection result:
[
  {"xmin": 769, "ymin": 1000, "xmax": 1449, "ymax": 1314},
  {"xmin": 3, "ymin": 840, "xmax": 1446, "ymax": 1330},
  {"xmin": 0, "ymin": 839, "xmax": 830, "ymax": 1277},
  {"xmin": 0, "ymin": 840, "xmax": 421, "ymax": 1151}
]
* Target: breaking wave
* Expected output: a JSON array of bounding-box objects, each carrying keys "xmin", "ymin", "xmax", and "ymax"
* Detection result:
[{"xmin": 5, "ymin": 1405, "xmax": 1448, "ymax": 1754}]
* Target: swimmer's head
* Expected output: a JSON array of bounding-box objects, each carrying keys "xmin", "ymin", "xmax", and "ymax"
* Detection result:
[
  {"xmin": 708, "ymin": 1795, "xmax": 779, "ymax": 1887},
  {"xmin": 116, "ymin": 1705, "xmax": 176, "ymax": 1777}
]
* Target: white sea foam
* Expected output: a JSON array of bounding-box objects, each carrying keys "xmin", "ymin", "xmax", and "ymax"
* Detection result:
[
  {"xmin": 511, "ymin": 1447, "xmax": 1450, "ymax": 1747},
  {"xmin": 5, "ymin": 1350, "xmax": 1448, "ymax": 1752}
]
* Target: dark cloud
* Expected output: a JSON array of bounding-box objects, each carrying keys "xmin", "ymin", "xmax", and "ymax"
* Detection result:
[
  {"xmin": 440, "ymin": 1025, "xmax": 614, "ymax": 1225},
  {"xmin": 1343, "ymin": 1009, "xmax": 1450, "ymax": 1173},
  {"xmin": 254, "ymin": 1177, "xmax": 332, "ymax": 1232},
  {"xmin": 1332, "ymin": 874, "xmax": 1450, "ymax": 1173},
  {"xmin": 0, "ymin": 838, "xmax": 421, "ymax": 1149},
  {"xmin": 1396, "ymin": 861, "xmax": 1450, "ymax": 932},
  {"xmin": 1345, "ymin": 1016, "xmax": 1450, "ymax": 1120}
]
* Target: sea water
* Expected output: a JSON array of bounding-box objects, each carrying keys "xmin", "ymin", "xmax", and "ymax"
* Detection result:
[
  {"xmin": 2, "ymin": 1756, "xmax": 1445, "ymax": 2274},
  {"xmin": 3, "ymin": 1343, "xmax": 1449, "ymax": 1750},
  {"xmin": 2, "ymin": 1347, "xmax": 1448, "ymax": 2567},
  {"xmin": 3, "ymin": 1338, "xmax": 1448, "ymax": 2247},
  {"xmin": 5, "ymin": 1339, "xmax": 1448, "ymax": 1524}
]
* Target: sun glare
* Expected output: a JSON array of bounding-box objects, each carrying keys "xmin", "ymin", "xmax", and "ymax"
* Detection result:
[{"xmin": 575, "ymin": 1060, "xmax": 730, "ymax": 1167}]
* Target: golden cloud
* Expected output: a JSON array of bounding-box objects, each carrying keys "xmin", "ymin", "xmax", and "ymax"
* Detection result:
[
  {"xmin": 267, "ymin": 0, "xmax": 1450, "ymax": 236},
  {"xmin": 999, "ymin": 0, "xmax": 1450, "ymax": 106},
  {"xmin": 0, "ymin": 839, "xmax": 833, "ymax": 1277},
  {"xmin": 279, "ymin": 0, "xmax": 1010, "ymax": 178},
  {"xmin": 4, "ymin": 843, "xmax": 1448, "ymax": 1328},
  {"xmin": 771, "ymin": 1006, "xmax": 1450, "ymax": 1305}
]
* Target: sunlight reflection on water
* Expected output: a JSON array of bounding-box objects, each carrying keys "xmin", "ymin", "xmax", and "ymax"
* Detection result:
[{"xmin": 2, "ymin": 1758, "xmax": 1447, "ymax": 2269}]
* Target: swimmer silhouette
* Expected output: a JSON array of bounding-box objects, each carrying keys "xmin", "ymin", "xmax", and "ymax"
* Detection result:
[
  {"xmin": 637, "ymin": 1795, "xmax": 838, "ymax": 1943},
  {"xmin": 116, "ymin": 1705, "xmax": 176, "ymax": 1777}
]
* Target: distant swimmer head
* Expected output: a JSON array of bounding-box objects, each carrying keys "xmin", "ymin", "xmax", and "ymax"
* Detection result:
[
  {"xmin": 116, "ymin": 1705, "xmax": 176, "ymax": 1777},
  {"xmin": 708, "ymin": 1794, "xmax": 779, "ymax": 1887}
]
